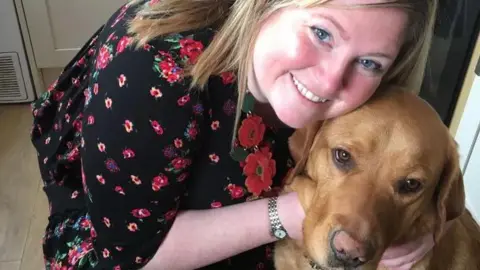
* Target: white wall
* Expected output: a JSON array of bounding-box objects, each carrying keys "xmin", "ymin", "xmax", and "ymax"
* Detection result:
[{"xmin": 454, "ymin": 74, "xmax": 480, "ymax": 223}]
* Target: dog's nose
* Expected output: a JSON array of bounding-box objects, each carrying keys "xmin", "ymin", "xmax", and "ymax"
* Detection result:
[{"xmin": 330, "ymin": 230, "xmax": 373, "ymax": 267}]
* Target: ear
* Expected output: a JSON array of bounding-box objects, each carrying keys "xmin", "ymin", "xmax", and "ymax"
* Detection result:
[
  {"xmin": 286, "ymin": 121, "xmax": 323, "ymax": 183},
  {"xmin": 433, "ymin": 139, "xmax": 465, "ymax": 243}
]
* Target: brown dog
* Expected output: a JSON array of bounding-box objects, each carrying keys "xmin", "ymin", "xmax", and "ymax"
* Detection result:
[{"xmin": 274, "ymin": 86, "xmax": 480, "ymax": 270}]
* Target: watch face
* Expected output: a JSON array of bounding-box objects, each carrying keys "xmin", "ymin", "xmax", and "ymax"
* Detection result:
[{"xmin": 274, "ymin": 229, "xmax": 287, "ymax": 239}]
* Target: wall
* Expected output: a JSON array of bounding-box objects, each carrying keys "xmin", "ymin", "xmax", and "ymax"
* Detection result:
[
  {"xmin": 449, "ymin": 34, "xmax": 480, "ymax": 136},
  {"xmin": 40, "ymin": 68, "xmax": 64, "ymax": 91}
]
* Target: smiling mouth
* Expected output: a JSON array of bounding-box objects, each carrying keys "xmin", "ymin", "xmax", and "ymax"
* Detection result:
[{"xmin": 291, "ymin": 74, "xmax": 329, "ymax": 103}]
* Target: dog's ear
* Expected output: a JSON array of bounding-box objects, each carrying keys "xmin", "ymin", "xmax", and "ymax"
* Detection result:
[
  {"xmin": 433, "ymin": 139, "xmax": 465, "ymax": 243},
  {"xmin": 286, "ymin": 121, "xmax": 323, "ymax": 183}
]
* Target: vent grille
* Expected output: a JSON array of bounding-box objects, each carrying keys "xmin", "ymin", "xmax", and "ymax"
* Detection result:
[{"xmin": 0, "ymin": 52, "xmax": 27, "ymax": 102}]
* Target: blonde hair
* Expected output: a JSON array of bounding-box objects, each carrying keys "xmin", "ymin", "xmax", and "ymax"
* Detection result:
[{"xmin": 127, "ymin": 0, "xmax": 438, "ymax": 145}]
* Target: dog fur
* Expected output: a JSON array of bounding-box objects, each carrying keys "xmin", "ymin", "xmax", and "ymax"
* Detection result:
[{"xmin": 274, "ymin": 86, "xmax": 480, "ymax": 270}]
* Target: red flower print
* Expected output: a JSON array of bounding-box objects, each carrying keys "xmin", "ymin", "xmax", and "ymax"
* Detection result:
[
  {"xmin": 103, "ymin": 217, "xmax": 111, "ymax": 228},
  {"xmin": 43, "ymin": 157, "xmax": 48, "ymax": 164},
  {"xmin": 143, "ymin": 43, "xmax": 152, "ymax": 51},
  {"xmin": 124, "ymin": 120, "xmax": 133, "ymax": 133},
  {"xmin": 115, "ymin": 246, "xmax": 123, "ymax": 251},
  {"xmin": 174, "ymin": 138, "xmax": 183, "ymax": 148},
  {"xmin": 122, "ymin": 148, "xmax": 135, "ymax": 159},
  {"xmin": 211, "ymin": 120, "xmax": 220, "ymax": 130},
  {"xmin": 45, "ymin": 137, "xmax": 51, "ymax": 144},
  {"xmin": 66, "ymin": 147, "xmax": 80, "ymax": 162},
  {"xmin": 238, "ymin": 115, "xmax": 266, "ymax": 148},
  {"xmin": 226, "ymin": 184, "xmax": 245, "ymax": 199},
  {"xmin": 76, "ymin": 56, "xmax": 86, "ymax": 66},
  {"xmin": 209, "ymin": 153, "xmax": 219, "ymax": 163},
  {"xmin": 150, "ymin": 120, "xmax": 164, "ymax": 135},
  {"xmin": 158, "ymin": 58, "xmax": 183, "ymax": 83},
  {"xmin": 128, "ymin": 223, "xmax": 138, "ymax": 232},
  {"xmin": 105, "ymin": 97, "xmax": 112, "ymax": 109},
  {"xmin": 80, "ymin": 217, "xmax": 91, "ymax": 229},
  {"xmin": 114, "ymin": 266, "xmax": 121, "ymax": 270},
  {"xmin": 118, "ymin": 74, "xmax": 127, "ymax": 87},
  {"xmin": 96, "ymin": 175, "xmax": 105, "ymax": 185},
  {"xmin": 54, "ymin": 91, "xmax": 64, "ymax": 101},
  {"xmin": 116, "ymin": 36, "xmax": 132, "ymax": 54},
  {"xmin": 107, "ymin": 33, "xmax": 116, "ymax": 43},
  {"xmin": 131, "ymin": 208, "xmax": 151, "ymax": 219},
  {"xmin": 130, "ymin": 175, "xmax": 141, "ymax": 185},
  {"xmin": 93, "ymin": 83, "xmax": 99, "ymax": 95},
  {"xmin": 211, "ymin": 201, "xmax": 222, "ymax": 208},
  {"xmin": 73, "ymin": 119, "xmax": 82, "ymax": 132},
  {"xmin": 150, "ymin": 87, "xmax": 162, "ymax": 99},
  {"xmin": 152, "ymin": 174, "xmax": 169, "ymax": 191},
  {"xmin": 115, "ymin": 186, "xmax": 125, "ymax": 195},
  {"xmin": 96, "ymin": 45, "xmax": 113, "ymax": 70},
  {"xmin": 48, "ymin": 79, "xmax": 58, "ymax": 92},
  {"xmin": 220, "ymin": 71, "xmax": 236, "ymax": 85},
  {"xmin": 65, "ymin": 114, "xmax": 70, "ymax": 123},
  {"xmin": 179, "ymin": 38, "xmax": 204, "ymax": 64},
  {"xmin": 243, "ymin": 148, "xmax": 276, "ymax": 196},
  {"xmin": 103, "ymin": 248, "xmax": 110, "ymax": 258},
  {"xmin": 87, "ymin": 115, "xmax": 95, "ymax": 125},
  {"xmin": 71, "ymin": 190, "xmax": 79, "ymax": 199},
  {"xmin": 184, "ymin": 120, "xmax": 198, "ymax": 141},
  {"xmin": 177, "ymin": 172, "xmax": 188, "ymax": 182},
  {"xmin": 177, "ymin": 94, "xmax": 190, "ymax": 106},
  {"xmin": 171, "ymin": 157, "xmax": 190, "ymax": 170},
  {"xmin": 165, "ymin": 210, "xmax": 177, "ymax": 221},
  {"xmin": 97, "ymin": 142, "xmax": 106, "ymax": 152},
  {"xmin": 90, "ymin": 226, "xmax": 97, "ymax": 238},
  {"xmin": 135, "ymin": 256, "xmax": 143, "ymax": 264}
]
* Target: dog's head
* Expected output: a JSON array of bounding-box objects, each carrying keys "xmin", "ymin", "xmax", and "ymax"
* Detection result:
[{"xmin": 288, "ymin": 87, "xmax": 465, "ymax": 269}]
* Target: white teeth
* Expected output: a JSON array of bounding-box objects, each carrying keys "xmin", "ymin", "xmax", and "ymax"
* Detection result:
[{"xmin": 292, "ymin": 75, "xmax": 328, "ymax": 103}]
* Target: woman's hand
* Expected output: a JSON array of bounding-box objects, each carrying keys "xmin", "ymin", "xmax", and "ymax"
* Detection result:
[{"xmin": 378, "ymin": 220, "xmax": 454, "ymax": 270}]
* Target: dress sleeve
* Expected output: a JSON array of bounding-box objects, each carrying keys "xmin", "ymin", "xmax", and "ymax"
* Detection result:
[{"xmin": 80, "ymin": 39, "xmax": 205, "ymax": 269}]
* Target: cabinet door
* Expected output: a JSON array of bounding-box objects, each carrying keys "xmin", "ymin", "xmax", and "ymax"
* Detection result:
[{"xmin": 22, "ymin": 0, "xmax": 127, "ymax": 68}]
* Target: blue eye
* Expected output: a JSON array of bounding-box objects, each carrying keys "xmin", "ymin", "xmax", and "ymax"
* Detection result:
[
  {"xmin": 358, "ymin": 59, "xmax": 382, "ymax": 72},
  {"xmin": 311, "ymin": 27, "xmax": 331, "ymax": 43}
]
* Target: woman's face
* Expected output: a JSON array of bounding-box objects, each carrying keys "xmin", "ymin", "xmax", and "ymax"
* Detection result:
[{"xmin": 248, "ymin": 0, "xmax": 408, "ymax": 128}]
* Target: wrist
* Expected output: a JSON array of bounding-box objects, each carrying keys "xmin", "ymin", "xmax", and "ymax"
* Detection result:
[{"xmin": 276, "ymin": 192, "xmax": 305, "ymax": 241}]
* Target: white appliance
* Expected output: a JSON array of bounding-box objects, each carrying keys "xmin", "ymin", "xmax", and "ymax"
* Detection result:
[
  {"xmin": 0, "ymin": 0, "xmax": 36, "ymax": 103},
  {"xmin": 455, "ymin": 57, "xmax": 480, "ymax": 223}
]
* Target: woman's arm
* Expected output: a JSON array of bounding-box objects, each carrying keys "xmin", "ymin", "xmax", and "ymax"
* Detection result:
[{"xmin": 144, "ymin": 191, "xmax": 305, "ymax": 270}]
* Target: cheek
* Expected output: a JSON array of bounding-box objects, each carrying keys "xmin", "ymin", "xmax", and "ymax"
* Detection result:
[{"xmin": 252, "ymin": 27, "xmax": 319, "ymax": 85}]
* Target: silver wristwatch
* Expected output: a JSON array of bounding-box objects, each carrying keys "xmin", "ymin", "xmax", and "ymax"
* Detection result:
[{"xmin": 268, "ymin": 196, "xmax": 289, "ymax": 240}]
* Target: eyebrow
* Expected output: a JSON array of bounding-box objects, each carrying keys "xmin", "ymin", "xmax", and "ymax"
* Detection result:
[
  {"xmin": 318, "ymin": 14, "xmax": 395, "ymax": 60},
  {"xmin": 367, "ymin": 52, "xmax": 394, "ymax": 60},
  {"xmin": 317, "ymin": 14, "xmax": 350, "ymax": 41}
]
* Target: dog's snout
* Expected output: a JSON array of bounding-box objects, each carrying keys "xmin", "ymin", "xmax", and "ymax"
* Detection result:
[{"xmin": 329, "ymin": 230, "xmax": 374, "ymax": 267}]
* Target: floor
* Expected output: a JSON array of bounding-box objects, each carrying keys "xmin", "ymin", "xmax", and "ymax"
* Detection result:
[{"xmin": 0, "ymin": 104, "xmax": 47, "ymax": 270}]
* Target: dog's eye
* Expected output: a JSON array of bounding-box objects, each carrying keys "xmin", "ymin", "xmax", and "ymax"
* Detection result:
[
  {"xmin": 332, "ymin": 148, "xmax": 354, "ymax": 171},
  {"xmin": 396, "ymin": 178, "xmax": 423, "ymax": 194},
  {"xmin": 334, "ymin": 148, "xmax": 351, "ymax": 163}
]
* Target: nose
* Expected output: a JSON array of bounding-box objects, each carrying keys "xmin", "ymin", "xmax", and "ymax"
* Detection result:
[
  {"xmin": 329, "ymin": 229, "xmax": 374, "ymax": 267},
  {"xmin": 313, "ymin": 58, "xmax": 348, "ymax": 97}
]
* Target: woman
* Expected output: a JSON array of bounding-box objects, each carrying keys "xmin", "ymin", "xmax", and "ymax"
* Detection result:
[{"xmin": 30, "ymin": 0, "xmax": 439, "ymax": 269}]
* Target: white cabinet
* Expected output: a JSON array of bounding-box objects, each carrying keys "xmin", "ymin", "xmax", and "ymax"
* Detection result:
[{"xmin": 21, "ymin": 0, "xmax": 127, "ymax": 68}]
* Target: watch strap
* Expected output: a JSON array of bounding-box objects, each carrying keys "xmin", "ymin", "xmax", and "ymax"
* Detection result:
[{"xmin": 268, "ymin": 196, "xmax": 289, "ymax": 240}]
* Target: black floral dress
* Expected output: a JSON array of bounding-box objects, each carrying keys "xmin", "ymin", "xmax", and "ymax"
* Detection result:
[{"xmin": 30, "ymin": 1, "xmax": 295, "ymax": 269}]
